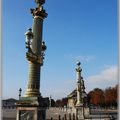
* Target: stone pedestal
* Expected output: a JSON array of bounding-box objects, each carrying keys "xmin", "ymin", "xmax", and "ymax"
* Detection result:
[
  {"xmin": 16, "ymin": 97, "xmax": 48, "ymax": 120},
  {"xmin": 16, "ymin": 107, "xmax": 46, "ymax": 120},
  {"xmin": 84, "ymin": 107, "xmax": 90, "ymax": 118},
  {"xmin": 75, "ymin": 106, "xmax": 85, "ymax": 120}
]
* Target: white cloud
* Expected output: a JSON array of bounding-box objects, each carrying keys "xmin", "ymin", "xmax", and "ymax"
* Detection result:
[
  {"xmin": 86, "ymin": 65, "xmax": 117, "ymax": 82},
  {"xmin": 85, "ymin": 65, "xmax": 118, "ymax": 92}
]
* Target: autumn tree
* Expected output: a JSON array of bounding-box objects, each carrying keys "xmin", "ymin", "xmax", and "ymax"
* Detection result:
[
  {"xmin": 55, "ymin": 99, "xmax": 62, "ymax": 107},
  {"xmin": 104, "ymin": 85, "xmax": 118, "ymax": 108},
  {"xmin": 88, "ymin": 88, "xmax": 104, "ymax": 107},
  {"xmin": 61, "ymin": 98, "xmax": 68, "ymax": 107},
  {"xmin": 88, "ymin": 85, "xmax": 118, "ymax": 108},
  {"xmin": 51, "ymin": 99, "xmax": 55, "ymax": 107},
  {"xmin": 55, "ymin": 97, "xmax": 68, "ymax": 107}
]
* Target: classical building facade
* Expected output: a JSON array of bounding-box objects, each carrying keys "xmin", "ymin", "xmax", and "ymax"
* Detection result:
[
  {"xmin": 67, "ymin": 88, "xmax": 87, "ymax": 108},
  {"xmin": 2, "ymin": 98, "xmax": 17, "ymax": 109}
]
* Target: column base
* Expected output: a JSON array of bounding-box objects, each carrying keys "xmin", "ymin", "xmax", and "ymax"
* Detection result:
[
  {"xmin": 16, "ymin": 96, "xmax": 49, "ymax": 120},
  {"xmin": 16, "ymin": 106, "xmax": 46, "ymax": 120},
  {"xmin": 75, "ymin": 106, "xmax": 85, "ymax": 120}
]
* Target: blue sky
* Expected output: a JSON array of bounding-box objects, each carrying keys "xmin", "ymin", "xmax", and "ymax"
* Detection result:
[{"xmin": 3, "ymin": 0, "xmax": 118, "ymax": 100}]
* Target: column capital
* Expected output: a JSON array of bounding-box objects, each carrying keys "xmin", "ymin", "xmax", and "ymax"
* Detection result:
[{"xmin": 30, "ymin": 7, "xmax": 48, "ymax": 19}]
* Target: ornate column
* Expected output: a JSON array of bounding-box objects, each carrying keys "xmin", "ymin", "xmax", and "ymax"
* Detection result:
[
  {"xmin": 75, "ymin": 61, "xmax": 85, "ymax": 120},
  {"xmin": 16, "ymin": 1, "xmax": 48, "ymax": 120},
  {"xmin": 76, "ymin": 61, "xmax": 83, "ymax": 106},
  {"xmin": 25, "ymin": 0, "xmax": 47, "ymax": 97}
]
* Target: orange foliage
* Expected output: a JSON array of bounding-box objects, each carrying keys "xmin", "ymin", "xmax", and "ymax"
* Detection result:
[{"xmin": 88, "ymin": 85, "xmax": 118, "ymax": 107}]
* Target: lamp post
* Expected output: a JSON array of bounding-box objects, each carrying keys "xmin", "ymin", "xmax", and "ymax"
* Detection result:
[
  {"xmin": 16, "ymin": 0, "xmax": 48, "ymax": 120},
  {"xmin": 49, "ymin": 95, "xmax": 52, "ymax": 108},
  {"xmin": 25, "ymin": 28, "xmax": 33, "ymax": 52},
  {"xmin": 19, "ymin": 88, "xmax": 22, "ymax": 99},
  {"xmin": 24, "ymin": 0, "xmax": 47, "ymax": 97}
]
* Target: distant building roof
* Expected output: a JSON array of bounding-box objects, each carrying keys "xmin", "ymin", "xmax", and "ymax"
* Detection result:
[
  {"xmin": 67, "ymin": 89, "xmax": 77, "ymax": 98},
  {"xmin": 67, "ymin": 89, "xmax": 87, "ymax": 99},
  {"xmin": 2, "ymin": 98, "xmax": 18, "ymax": 102}
]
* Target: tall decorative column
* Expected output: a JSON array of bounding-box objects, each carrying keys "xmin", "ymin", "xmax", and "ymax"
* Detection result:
[
  {"xmin": 75, "ymin": 61, "xmax": 85, "ymax": 120},
  {"xmin": 76, "ymin": 61, "xmax": 83, "ymax": 106},
  {"xmin": 16, "ymin": 0, "xmax": 48, "ymax": 119},
  {"xmin": 25, "ymin": 0, "xmax": 47, "ymax": 97}
]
